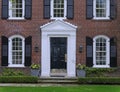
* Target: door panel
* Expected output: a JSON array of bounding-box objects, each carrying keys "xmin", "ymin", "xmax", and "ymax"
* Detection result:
[{"xmin": 51, "ymin": 37, "xmax": 67, "ymax": 69}]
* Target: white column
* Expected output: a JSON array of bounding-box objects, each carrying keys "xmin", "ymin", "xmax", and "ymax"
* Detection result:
[
  {"xmin": 67, "ymin": 34, "xmax": 76, "ymax": 77},
  {"xmin": 41, "ymin": 33, "xmax": 50, "ymax": 77}
]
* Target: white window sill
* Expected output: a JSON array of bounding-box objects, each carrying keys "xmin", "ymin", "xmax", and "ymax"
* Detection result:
[
  {"xmin": 93, "ymin": 65, "xmax": 110, "ymax": 68},
  {"xmin": 51, "ymin": 17, "xmax": 66, "ymax": 20},
  {"xmin": 93, "ymin": 17, "xmax": 110, "ymax": 20},
  {"xmin": 8, "ymin": 17, "xmax": 25, "ymax": 20},
  {"xmin": 8, "ymin": 65, "xmax": 25, "ymax": 68}
]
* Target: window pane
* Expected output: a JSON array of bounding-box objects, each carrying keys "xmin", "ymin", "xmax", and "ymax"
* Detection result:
[
  {"xmin": 95, "ymin": 37, "xmax": 107, "ymax": 65},
  {"xmin": 53, "ymin": 0, "xmax": 64, "ymax": 17},
  {"xmin": 96, "ymin": 0, "xmax": 106, "ymax": 17},
  {"xmin": 12, "ymin": 37, "xmax": 23, "ymax": 65},
  {"xmin": 10, "ymin": 0, "xmax": 23, "ymax": 18}
]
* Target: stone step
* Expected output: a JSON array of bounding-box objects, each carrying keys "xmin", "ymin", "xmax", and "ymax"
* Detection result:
[
  {"xmin": 38, "ymin": 77, "xmax": 78, "ymax": 84},
  {"xmin": 50, "ymin": 73, "xmax": 67, "ymax": 77}
]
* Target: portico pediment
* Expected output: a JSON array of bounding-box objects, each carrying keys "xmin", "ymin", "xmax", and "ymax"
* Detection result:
[{"xmin": 40, "ymin": 20, "xmax": 77, "ymax": 32}]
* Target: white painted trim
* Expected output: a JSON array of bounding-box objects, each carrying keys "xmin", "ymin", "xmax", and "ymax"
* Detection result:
[
  {"xmin": 8, "ymin": 35, "xmax": 25, "ymax": 67},
  {"xmin": 8, "ymin": 65, "xmax": 25, "ymax": 67},
  {"xmin": 93, "ymin": 35, "xmax": 110, "ymax": 68},
  {"xmin": 8, "ymin": 18, "xmax": 25, "ymax": 20},
  {"xmin": 41, "ymin": 20, "xmax": 77, "ymax": 77},
  {"xmin": 51, "ymin": 0, "xmax": 67, "ymax": 20},
  {"xmin": 93, "ymin": 65, "xmax": 110, "ymax": 68},
  {"xmin": 40, "ymin": 20, "xmax": 77, "ymax": 29},
  {"xmin": 9, "ymin": 0, "xmax": 25, "ymax": 20},
  {"xmin": 93, "ymin": 0, "xmax": 110, "ymax": 20}
]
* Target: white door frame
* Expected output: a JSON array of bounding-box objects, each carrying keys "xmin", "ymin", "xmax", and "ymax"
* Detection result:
[{"xmin": 40, "ymin": 20, "xmax": 77, "ymax": 77}]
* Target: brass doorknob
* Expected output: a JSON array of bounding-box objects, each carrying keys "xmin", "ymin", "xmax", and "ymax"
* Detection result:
[{"xmin": 65, "ymin": 54, "xmax": 67, "ymax": 62}]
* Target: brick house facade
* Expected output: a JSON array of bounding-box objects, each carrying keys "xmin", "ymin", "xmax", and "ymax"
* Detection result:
[{"xmin": 0, "ymin": 0, "xmax": 119, "ymax": 77}]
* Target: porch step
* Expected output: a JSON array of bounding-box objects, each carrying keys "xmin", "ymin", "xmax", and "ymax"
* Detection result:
[
  {"xmin": 50, "ymin": 73, "xmax": 67, "ymax": 77},
  {"xmin": 51, "ymin": 69, "xmax": 67, "ymax": 73},
  {"xmin": 38, "ymin": 77, "xmax": 78, "ymax": 84}
]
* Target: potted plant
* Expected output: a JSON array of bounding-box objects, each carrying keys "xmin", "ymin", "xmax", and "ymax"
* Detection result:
[
  {"xmin": 30, "ymin": 64, "xmax": 40, "ymax": 77},
  {"xmin": 76, "ymin": 63, "xmax": 86, "ymax": 77}
]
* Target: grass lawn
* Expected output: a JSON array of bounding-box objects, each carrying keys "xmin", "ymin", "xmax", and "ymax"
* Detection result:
[{"xmin": 0, "ymin": 85, "xmax": 120, "ymax": 92}]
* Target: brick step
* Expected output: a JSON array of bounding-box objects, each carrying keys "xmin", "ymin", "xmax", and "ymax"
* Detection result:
[{"xmin": 38, "ymin": 77, "xmax": 78, "ymax": 84}]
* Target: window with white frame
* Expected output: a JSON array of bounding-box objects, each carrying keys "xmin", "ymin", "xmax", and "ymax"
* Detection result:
[
  {"xmin": 93, "ymin": 36, "xmax": 110, "ymax": 68},
  {"xmin": 9, "ymin": 0, "xmax": 25, "ymax": 19},
  {"xmin": 51, "ymin": 0, "xmax": 66, "ymax": 19},
  {"xmin": 93, "ymin": 0, "xmax": 110, "ymax": 19},
  {"xmin": 9, "ymin": 35, "xmax": 25, "ymax": 67}
]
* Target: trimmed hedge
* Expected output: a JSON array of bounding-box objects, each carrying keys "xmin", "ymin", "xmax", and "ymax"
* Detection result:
[
  {"xmin": 1, "ymin": 69, "xmax": 25, "ymax": 76},
  {"xmin": 78, "ymin": 77, "xmax": 120, "ymax": 84},
  {"xmin": 0, "ymin": 76, "xmax": 38, "ymax": 83},
  {"xmin": 85, "ymin": 68, "xmax": 117, "ymax": 77}
]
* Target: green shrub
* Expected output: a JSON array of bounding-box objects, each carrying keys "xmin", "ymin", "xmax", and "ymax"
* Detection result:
[
  {"xmin": 78, "ymin": 77, "xmax": 120, "ymax": 84},
  {"xmin": 85, "ymin": 68, "xmax": 116, "ymax": 77},
  {"xmin": 2, "ymin": 69, "xmax": 25, "ymax": 76},
  {"xmin": 0, "ymin": 76, "xmax": 38, "ymax": 83}
]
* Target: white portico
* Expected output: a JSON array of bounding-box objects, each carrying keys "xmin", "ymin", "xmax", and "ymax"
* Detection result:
[{"xmin": 40, "ymin": 20, "xmax": 77, "ymax": 77}]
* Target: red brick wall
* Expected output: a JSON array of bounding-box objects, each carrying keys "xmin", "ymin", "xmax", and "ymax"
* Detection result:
[{"xmin": 0, "ymin": 0, "xmax": 120, "ymax": 66}]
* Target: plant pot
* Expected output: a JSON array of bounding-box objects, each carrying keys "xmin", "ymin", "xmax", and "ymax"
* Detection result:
[
  {"xmin": 31, "ymin": 69, "xmax": 40, "ymax": 77},
  {"xmin": 76, "ymin": 69, "xmax": 86, "ymax": 77}
]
